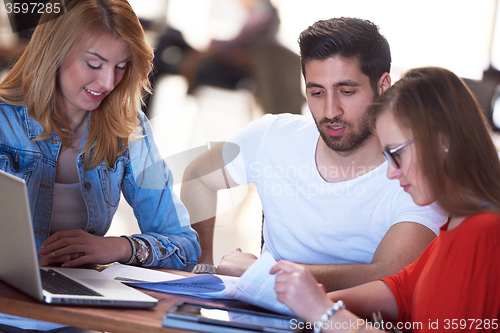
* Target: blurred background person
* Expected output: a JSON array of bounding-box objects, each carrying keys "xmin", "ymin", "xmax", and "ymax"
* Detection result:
[{"xmin": 143, "ymin": 0, "xmax": 304, "ymax": 120}]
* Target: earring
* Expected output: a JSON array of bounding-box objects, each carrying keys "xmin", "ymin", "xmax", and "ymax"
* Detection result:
[{"xmin": 444, "ymin": 148, "xmax": 449, "ymax": 153}]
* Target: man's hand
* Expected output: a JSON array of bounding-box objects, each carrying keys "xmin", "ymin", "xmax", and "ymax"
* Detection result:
[
  {"xmin": 37, "ymin": 230, "xmax": 129, "ymax": 267},
  {"xmin": 216, "ymin": 249, "xmax": 258, "ymax": 276}
]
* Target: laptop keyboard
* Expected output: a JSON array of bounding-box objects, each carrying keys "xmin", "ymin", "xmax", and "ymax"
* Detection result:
[{"xmin": 40, "ymin": 269, "xmax": 103, "ymax": 297}]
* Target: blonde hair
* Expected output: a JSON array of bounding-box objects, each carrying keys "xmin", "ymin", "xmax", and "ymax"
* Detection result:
[
  {"xmin": 0, "ymin": 0, "xmax": 153, "ymax": 169},
  {"xmin": 373, "ymin": 67, "xmax": 500, "ymax": 216}
]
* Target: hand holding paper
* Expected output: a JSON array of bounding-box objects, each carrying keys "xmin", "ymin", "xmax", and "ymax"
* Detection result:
[
  {"xmin": 225, "ymin": 251, "xmax": 294, "ymax": 315},
  {"xmin": 272, "ymin": 259, "xmax": 331, "ymax": 322}
]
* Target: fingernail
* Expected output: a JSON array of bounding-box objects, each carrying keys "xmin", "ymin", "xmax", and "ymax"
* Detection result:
[{"xmin": 62, "ymin": 263, "xmax": 69, "ymax": 268}]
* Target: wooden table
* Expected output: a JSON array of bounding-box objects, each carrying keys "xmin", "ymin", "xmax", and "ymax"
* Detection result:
[{"xmin": 0, "ymin": 269, "xmax": 250, "ymax": 333}]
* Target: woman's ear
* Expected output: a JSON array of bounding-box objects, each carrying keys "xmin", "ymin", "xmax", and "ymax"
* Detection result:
[
  {"xmin": 438, "ymin": 132, "xmax": 450, "ymax": 153},
  {"xmin": 378, "ymin": 73, "xmax": 391, "ymax": 95}
]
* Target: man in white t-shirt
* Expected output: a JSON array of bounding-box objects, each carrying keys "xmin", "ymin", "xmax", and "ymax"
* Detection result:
[{"xmin": 181, "ymin": 17, "xmax": 447, "ymax": 291}]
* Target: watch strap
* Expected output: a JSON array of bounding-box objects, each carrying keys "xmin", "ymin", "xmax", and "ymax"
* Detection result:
[{"xmin": 192, "ymin": 263, "xmax": 217, "ymax": 274}]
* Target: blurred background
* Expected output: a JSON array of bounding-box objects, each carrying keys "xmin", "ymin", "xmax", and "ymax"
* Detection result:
[{"xmin": 1, "ymin": 0, "xmax": 500, "ymax": 265}]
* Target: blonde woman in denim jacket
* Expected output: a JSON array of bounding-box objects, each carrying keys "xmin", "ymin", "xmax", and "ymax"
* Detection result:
[{"xmin": 0, "ymin": 0, "xmax": 200, "ymax": 272}]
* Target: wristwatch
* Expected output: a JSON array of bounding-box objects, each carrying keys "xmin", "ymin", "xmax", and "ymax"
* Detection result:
[
  {"xmin": 134, "ymin": 237, "xmax": 150, "ymax": 265},
  {"xmin": 192, "ymin": 263, "xmax": 217, "ymax": 274}
]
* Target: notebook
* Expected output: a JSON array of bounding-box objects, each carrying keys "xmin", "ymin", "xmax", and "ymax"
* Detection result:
[{"xmin": 0, "ymin": 169, "xmax": 157, "ymax": 308}]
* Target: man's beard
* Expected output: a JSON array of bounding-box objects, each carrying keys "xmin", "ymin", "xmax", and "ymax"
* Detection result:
[{"xmin": 313, "ymin": 107, "xmax": 373, "ymax": 154}]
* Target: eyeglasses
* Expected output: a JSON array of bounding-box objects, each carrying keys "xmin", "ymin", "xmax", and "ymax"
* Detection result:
[{"xmin": 383, "ymin": 139, "xmax": 414, "ymax": 169}]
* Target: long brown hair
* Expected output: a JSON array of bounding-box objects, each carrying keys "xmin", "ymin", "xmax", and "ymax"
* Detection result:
[
  {"xmin": 373, "ymin": 67, "xmax": 500, "ymax": 216},
  {"xmin": 0, "ymin": 0, "xmax": 153, "ymax": 169}
]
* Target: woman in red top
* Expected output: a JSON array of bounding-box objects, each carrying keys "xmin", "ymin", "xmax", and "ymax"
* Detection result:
[{"xmin": 271, "ymin": 67, "xmax": 500, "ymax": 333}]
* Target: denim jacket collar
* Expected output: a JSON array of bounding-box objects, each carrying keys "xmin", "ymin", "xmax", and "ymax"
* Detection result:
[{"xmin": 20, "ymin": 105, "xmax": 90, "ymax": 148}]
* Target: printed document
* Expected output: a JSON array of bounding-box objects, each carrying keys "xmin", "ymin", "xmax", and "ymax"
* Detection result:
[
  {"xmin": 225, "ymin": 251, "xmax": 294, "ymax": 315},
  {"xmin": 110, "ymin": 252, "xmax": 294, "ymax": 315}
]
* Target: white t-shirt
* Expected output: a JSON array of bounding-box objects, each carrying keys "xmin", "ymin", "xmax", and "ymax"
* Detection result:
[{"xmin": 224, "ymin": 114, "xmax": 447, "ymax": 265}]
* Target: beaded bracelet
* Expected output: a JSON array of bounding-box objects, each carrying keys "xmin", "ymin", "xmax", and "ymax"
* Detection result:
[
  {"xmin": 313, "ymin": 300, "xmax": 345, "ymax": 333},
  {"xmin": 120, "ymin": 235, "xmax": 136, "ymax": 265}
]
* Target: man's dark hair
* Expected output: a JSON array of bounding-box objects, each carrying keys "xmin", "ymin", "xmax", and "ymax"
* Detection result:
[{"xmin": 298, "ymin": 17, "xmax": 391, "ymax": 95}]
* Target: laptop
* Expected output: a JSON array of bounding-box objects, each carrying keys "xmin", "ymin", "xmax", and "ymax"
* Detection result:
[{"xmin": 0, "ymin": 169, "xmax": 158, "ymax": 308}]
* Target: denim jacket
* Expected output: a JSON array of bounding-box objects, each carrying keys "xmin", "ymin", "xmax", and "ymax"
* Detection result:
[{"xmin": 0, "ymin": 102, "xmax": 200, "ymax": 270}]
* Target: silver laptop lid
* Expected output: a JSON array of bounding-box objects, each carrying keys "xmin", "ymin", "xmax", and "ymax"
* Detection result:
[{"xmin": 0, "ymin": 169, "xmax": 45, "ymax": 301}]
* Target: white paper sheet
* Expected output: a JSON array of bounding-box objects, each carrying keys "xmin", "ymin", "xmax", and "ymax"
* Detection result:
[
  {"xmin": 101, "ymin": 262, "xmax": 184, "ymax": 283},
  {"xmin": 225, "ymin": 251, "xmax": 294, "ymax": 315}
]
